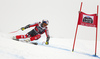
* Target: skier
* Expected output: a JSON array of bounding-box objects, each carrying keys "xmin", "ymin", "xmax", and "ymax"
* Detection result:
[{"xmin": 13, "ymin": 20, "xmax": 50, "ymax": 45}]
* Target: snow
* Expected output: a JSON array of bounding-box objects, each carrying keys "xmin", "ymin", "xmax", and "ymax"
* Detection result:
[
  {"xmin": 0, "ymin": 32, "xmax": 100, "ymax": 59},
  {"xmin": 0, "ymin": 0, "xmax": 100, "ymax": 59}
]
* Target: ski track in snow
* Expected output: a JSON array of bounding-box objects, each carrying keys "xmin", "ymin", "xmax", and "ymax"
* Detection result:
[
  {"xmin": 40, "ymin": 44, "xmax": 100, "ymax": 59},
  {"xmin": 74, "ymin": 51, "xmax": 100, "ymax": 59},
  {"xmin": 0, "ymin": 49, "xmax": 25, "ymax": 59}
]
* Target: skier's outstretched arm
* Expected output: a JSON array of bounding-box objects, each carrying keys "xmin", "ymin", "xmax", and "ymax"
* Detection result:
[{"xmin": 21, "ymin": 22, "xmax": 40, "ymax": 31}]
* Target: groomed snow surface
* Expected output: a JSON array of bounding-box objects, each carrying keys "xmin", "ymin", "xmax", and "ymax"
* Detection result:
[{"xmin": 0, "ymin": 32, "xmax": 100, "ymax": 59}]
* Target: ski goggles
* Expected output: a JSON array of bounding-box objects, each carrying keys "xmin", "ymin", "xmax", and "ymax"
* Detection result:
[
  {"xmin": 43, "ymin": 23, "xmax": 48, "ymax": 26},
  {"xmin": 42, "ymin": 21, "xmax": 48, "ymax": 25}
]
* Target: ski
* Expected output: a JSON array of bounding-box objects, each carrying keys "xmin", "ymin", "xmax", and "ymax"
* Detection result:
[
  {"xmin": 13, "ymin": 39, "xmax": 38, "ymax": 45},
  {"xmin": 31, "ymin": 42, "xmax": 38, "ymax": 45}
]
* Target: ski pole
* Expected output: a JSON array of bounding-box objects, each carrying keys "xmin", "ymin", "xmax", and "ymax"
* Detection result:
[{"xmin": 9, "ymin": 29, "xmax": 20, "ymax": 33}]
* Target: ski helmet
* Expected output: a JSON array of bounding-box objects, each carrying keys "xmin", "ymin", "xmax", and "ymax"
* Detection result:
[
  {"xmin": 42, "ymin": 20, "xmax": 49, "ymax": 25},
  {"xmin": 42, "ymin": 20, "xmax": 49, "ymax": 27}
]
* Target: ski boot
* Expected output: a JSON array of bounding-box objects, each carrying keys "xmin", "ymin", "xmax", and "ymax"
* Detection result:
[
  {"xmin": 12, "ymin": 36, "xmax": 19, "ymax": 41},
  {"xmin": 24, "ymin": 38, "xmax": 30, "ymax": 42}
]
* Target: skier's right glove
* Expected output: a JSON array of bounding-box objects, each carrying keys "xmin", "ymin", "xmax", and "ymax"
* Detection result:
[
  {"xmin": 21, "ymin": 24, "xmax": 30, "ymax": 31},
  {"xmin": 21, "ymin": 27, "xmax": 25, "ymax": 31}
]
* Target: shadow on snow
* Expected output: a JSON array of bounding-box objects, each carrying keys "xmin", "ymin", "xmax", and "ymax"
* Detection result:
[{"xmin": 40, "ymin": 44, "xmax": 100, "ymax": 59}]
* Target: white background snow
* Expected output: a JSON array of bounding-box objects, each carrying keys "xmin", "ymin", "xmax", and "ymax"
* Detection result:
[
  {"xmin": 0, "ymin": 32, "xmax": 100, "ymax": 59},
  {"xmin": 0, "ymin": 0, "xmax": 100, "ymax": 59}
]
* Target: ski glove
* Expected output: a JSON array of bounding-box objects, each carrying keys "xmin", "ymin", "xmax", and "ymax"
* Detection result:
[
  {"xmin": 21, "ymin": 24, "xmax": 30, "ymax": 31},
  {"xmin": 21, "ymin": 27, "xmax": 25, "ymax": 31},
  {"xmin": 45, "ymin": 41, "xmax": 49, "ymax": 45},
  {"xmin": 45, "ymin": 36, "xmax": 50, "ymax": 45}
]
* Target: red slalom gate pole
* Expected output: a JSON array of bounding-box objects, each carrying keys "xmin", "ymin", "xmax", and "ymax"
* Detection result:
[
  {"xmin": 97, "ymin": 5, "xmax": 99, "ymax": 14},
  {"xmin": 72, "ymin": 24, "xmax": 79, "ymax": 52},
  {"xmin": 80, "ymin": 2, "xmax": 83, "ymax": 11},
  {"xmin": 95, "ymin": 5, "xmax": 99, "ymax": 56},
  {"xmin": 72, "ymin": 2, "xmax": 83, "ymax": 52},
  {"xmin": 95, "ymin": 26, "xmax": 98, "ymax": 56}
]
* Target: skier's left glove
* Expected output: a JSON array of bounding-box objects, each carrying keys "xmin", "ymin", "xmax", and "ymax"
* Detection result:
[
  {"xmin": 45, "ymin": 36, "xmax": 50, "ymax": 45},
  {"xmin": 45, "ymin": 41, "xmax": 49, "ymax": 45}
]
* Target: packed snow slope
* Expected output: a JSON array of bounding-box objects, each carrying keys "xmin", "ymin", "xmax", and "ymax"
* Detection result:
[{"xmin": 0, "ymin": 32, "xmax": 100, "ymax": 59}]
